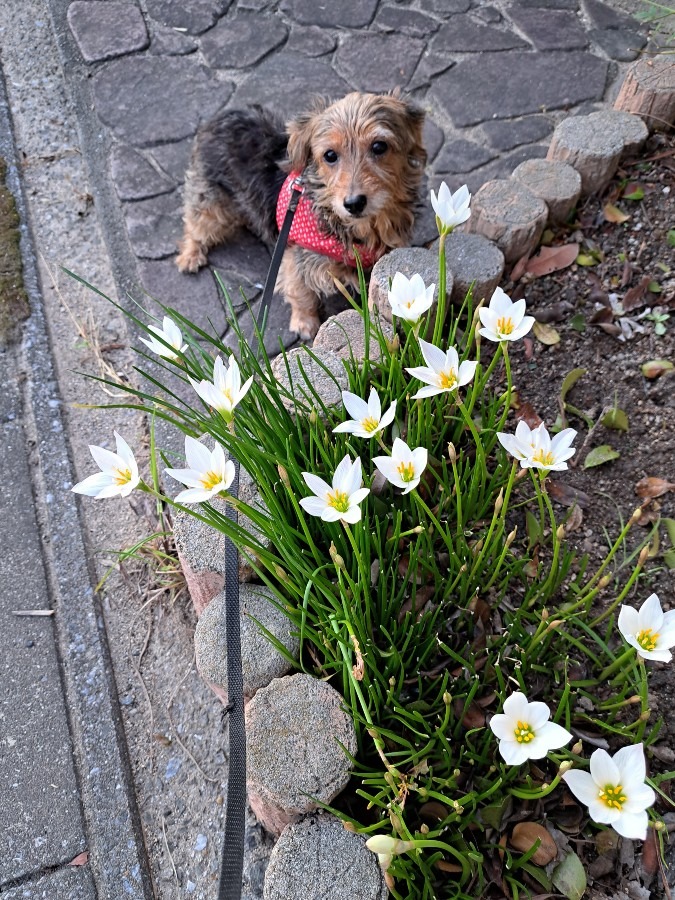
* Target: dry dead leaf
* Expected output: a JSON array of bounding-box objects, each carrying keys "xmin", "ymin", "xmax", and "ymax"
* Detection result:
[
  {"xmin": 525, "ymin": 243, "xmax": 579, "ymax": 278},
  {"xmin": 623, "ymin": 275, "xmax": 651, "ymax": 312},
  {"xmin": 510, "ymin": 823, "xmax": 558, "ymax": 866},
  {"xmin": 640, "ymin": 829, "xmax": 659, "ymax": 876},
  {"xmin": 435, "ymin": 860, "xmax": 463, "ymax": 874},
  {"xmin": 454, "ymin": 699, "xmax": 486, "ymax": 729},
  {"xmin": 641, "ymin": 359, "xmax": 674, "ymax": 379},
  {"xmin": 603, "ymin": 202, "xmax": 630, "ymax": 224},
  {"xmin": 547, "ymin": 481, "xmax": 590, "ymax": 509},
  {"xmin": 510, "ymin": 251, "xmax": 532, "ymax": 282},
  {"xmin": 532, "ymin": 321, "xmax": 561, "ymax": 345},
  {"xmin": 515, "ymin": 402, "xmax": 543, "ymax": 430},
  {"xmin": 564, "ymin": 505, "xmax": 584, "ymax": 534},
  {"xmin": 68, "ymin": 851, "xmax": 89, "ymax": 866},
  {"xmin": 419, "ymin": 800, "xmax": 450, "ymax": 821},
  {"xmin": 635, "ymin": 476, "xmax": 675, "ymax": 499}
]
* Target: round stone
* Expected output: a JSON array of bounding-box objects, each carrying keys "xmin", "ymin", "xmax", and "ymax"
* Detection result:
[
  {"xmin": 434, "ymin": 231, "xmax": 505, "ymax": 306},
  {"xmin": 312, "ymin": 309, "xmax": 394, "ymax": 364},
  {"xmin": 546, "ymin": 115, "xmax": 624, "ymax": 194},
  {"xmin": 584, "ymin": 109, "xmax": 649, "ymax": 157},
  {"xmin": 368, "ymin": 246, "xmax": 452, "ymax": 324},
  {"xmin": 264, "ymin": 813, "xmax": 387, "ymax": 900},
  {"xmin": 246, "ymin": 674, "xmax": 357, "ymax": 835},
  {"xmin": 195, "ymin": 584, "xmax": 299, "ymax": 702},
  {"xmin": 467, "ymin": 179, "xmax": 548, "ymax": 265},
  {"xmin": 511, "ymin": 158, "xmax": 582, "ymax": 225},
  {"xmin": 270, "ymin": 347, "xmax": 347, "ymax": 415}
]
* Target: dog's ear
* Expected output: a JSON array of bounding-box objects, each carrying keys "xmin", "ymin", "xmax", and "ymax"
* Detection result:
[
  {"xmin": 386, "ymin": 92, "xmax": 427, "ymax": 172},
  {"xmin": 286, "ymin": 96, "xmax": 330, "ymax": 171}
]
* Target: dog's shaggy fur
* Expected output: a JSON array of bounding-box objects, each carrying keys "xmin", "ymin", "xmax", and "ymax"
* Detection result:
[{"xmin": 176, "ymin": 91, "xmax": 427, "ymax": 340}]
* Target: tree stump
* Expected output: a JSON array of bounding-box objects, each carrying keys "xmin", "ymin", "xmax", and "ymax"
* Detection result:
[
  {"xmin": 547, "ymin": 115, "xmax": 624, "ymax": 194},
  {"xmin": 467, "ymin": 179, "xmax": 548, "ymax": 265},
  {"xmin": 512, "ymin": 159, "xmax": 581, "ymax": 225},
  {"xmin": 614, "ymin": 56, "xmax": 675, "ymax": 132}
]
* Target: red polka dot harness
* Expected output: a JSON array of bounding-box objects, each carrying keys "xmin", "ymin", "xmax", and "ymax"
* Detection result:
[{"xmin": 276, "ymin": 171, "xmax": 384, "ymax": 269}]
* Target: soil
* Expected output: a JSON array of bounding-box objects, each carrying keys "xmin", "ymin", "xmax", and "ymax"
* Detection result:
[{"xmin": 497, "ymin": 134, "xmax": 675, "ymax": 897}]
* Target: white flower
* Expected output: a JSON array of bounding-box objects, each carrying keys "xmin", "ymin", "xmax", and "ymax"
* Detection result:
[
  {"xmin": 165, "ymin": 436, "xmax": 235, "ymax": 503},
  {"xmin": 562, "ymin": 744, "xmax": 655, "ymax": 840},
  {"xmin": 373, "ymin": 438, "xmax": 428, "ymax": 495},
  {"xmin": 139, "ymin": 315, "xmax": 187, "ymax": 360},
  {"xmin": 299, "ymin": 454, "xmax": 370, "ymax": 524},
  {"xmin": 366, "ymin": 834, "xmax": 416, "ymax": 870},
  {"xmin": 489, "ymin": 691, "xmax": 572, "ymax": 765},
  {"xmin": 333, "ymin": 389, "xmax": 396, "ymax": 439},
  {"xmin": 430, "ymin": 181, "xmax": 471, "ymax": 233},
  {"xmin": 72, "ymin": 431, "xmax": 140, "ymax": 499},
  {"xmin": 406, "ymin": 339, "xmax": 478, "ymax": 399},
  {"xmin": 618, "ymin": 593, "xmax": 675, "ymax": 663},
  {"xmin": 388, "ymin": 272, "xmax": 435, "ymax": 323},
  {"xmin": 497, "ymin": 421, "xmax": 577, "ymax": 471},
  {"xmin": 190, "ymin": 355, "xmax": 253, "ymax": 423},
  {"xmin": 478, "ymin": 287, "xmax": 535, "ymax": 343}
]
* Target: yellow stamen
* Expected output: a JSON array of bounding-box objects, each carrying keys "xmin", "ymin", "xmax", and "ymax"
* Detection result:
[
  {"xmin": 497, "ymin": 316, "xmax": 514, "ymax": 335},
  {"xmin": 599, "ymin": 784, "xmax": 627, "ymax": 810},
  {"xmin": 514, "ymin": 721, "xmax": 534, "ymax": 744},
  {"xmin": 636, "ymin": 628, "xmax": 659, "ymax": 652},
  {"xmin": 327, "ymin": 489, "xmax": 350, "ymax": 513},
  {"xmin": 397, "ymin": 461, "xmax": 416, "ymax": 483},
  {"xmin": 114, "ymin": 467, "xmax": 133, "ymax": 485},
  {"xmin": 531, "ymin": 448, "xmax": 555, "ymax": 467},
  {"xmin": 438, "ymin": 370, "xmax": 458, "ymax": 390},
  {"xmin": 361, "ymin": 416, "xmax": 380, "ymax": 433},
  {"xmin": 200, "ymin": 470, "xmax": 223, "ymax": 491}
]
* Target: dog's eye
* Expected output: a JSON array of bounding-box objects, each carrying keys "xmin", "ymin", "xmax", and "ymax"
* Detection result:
[
  {"xmin": 323, "ymin": 149, "xmax": 338, "ymax": 164},
  {"xmin": 371, "ymin": 141, "xmax": 388, "ymax": 156}
]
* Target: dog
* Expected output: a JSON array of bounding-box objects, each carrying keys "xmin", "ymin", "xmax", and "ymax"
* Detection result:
[{"xmin": 176, "ymin": 91, "xmax": 427, "ymax": 341}]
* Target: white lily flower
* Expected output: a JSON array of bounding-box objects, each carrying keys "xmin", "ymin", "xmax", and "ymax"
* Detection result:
[
  {"xmin": 388, "ymin": 272, "xmax": 436, "ymax": 323},
  {"xmin": 478, "ymin": 287, "xmax": 535, "ymax": 343},
  {"xmin": 190, "ymin": 355, "xmax": 253, "ymax": 423},
  {"xmin": 489, "ymin": 691, "xmax": 572, "ymax": 766},
  {"xmin": 618, "ymin": 593, "xmax": 675, "ymax": 662},
  {"xmin": 165, "ymin": 436, "xmax": 235, "ymax": 504},
  {"xmin": 562, "ymin": 744, "xmax": 655, "ymax": 840},
  {"xmin": 333, "ymin": 389, "xmax": 396, "ymax": 439},
  {"xmin": 139, "ymin": 315, "xmax": 187, "ymax": 360},
  {"xmin": 72, "ymin": 431, "xmax": 140, "ymax": 499},
  {"xmin": 366, "ymin": 834, "xmax": 416, "ymax": 870},
  {"xmin": 299, "ymin": 454, "xmax": 370, "ymax": 524},
  {"xmin": 497, "ymin": 421, "xmax": 577, "ymax": 471},
  {"xmin": 373, "ymin": 438, "xmax": 428, "ymax": 495},
  {"xmin": 430, "ymin": 181, "xmax": 471, "ymax": 233},
  {"xmin": 406, "ymin": 339, "xmax": 478, "ymax": 399}
]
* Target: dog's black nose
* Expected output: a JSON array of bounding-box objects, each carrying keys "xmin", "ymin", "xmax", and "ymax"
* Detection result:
[{"xmin": 344, "ymin": 194, "xmax": 367, "ymax": 216}]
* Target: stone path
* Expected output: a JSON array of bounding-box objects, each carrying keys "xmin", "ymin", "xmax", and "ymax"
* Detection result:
[{"xmin": 62, "ymin": 0, "xmax": 647, "ymax": 346}]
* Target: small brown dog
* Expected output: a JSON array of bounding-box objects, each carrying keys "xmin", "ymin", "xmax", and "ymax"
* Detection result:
[{"xmin": 176, "ymin": 91, "xmax": 427, "ymax": 340}]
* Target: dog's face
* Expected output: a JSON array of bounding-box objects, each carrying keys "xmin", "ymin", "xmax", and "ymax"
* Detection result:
[{"xmin": 287, "ymin": 92, "xmax": 427, "ymax": 244}]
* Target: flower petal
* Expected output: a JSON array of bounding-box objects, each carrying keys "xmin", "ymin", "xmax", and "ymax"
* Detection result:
[
  {"xmin": 638, "ymin": 593, "xmax": 664, "ymax": 632},
  {"xmin": 489, "ymin": 713, "xmax": 514, "ymax": 741},
  {"xmin": 342, "ymin": 391, "xmax": 370, "ymax": 421},
  {"xmin": 537, "ymin": 720, "xmax": 572, "ymax": 751},
  {"xmin": 498, "ymin": 739, "xmax": 531, "ymax": 766},
  {"xmin": 612, "ymin": 811, "xmax": 648, "ymax": 840},
  {"xmin": 299, "ymin": 496, "xmax": 329, "ymax": 517},
  {"xmin": 562, "ymin": 770, "xmax": 600, "ymax": 807},
  {"xmin": 613, "ymin": 743, "xmax": 646, "ymax": 787},
  {"xmin": 589, "ymin": 749, "xmax": 620, "ymax": 788},
  {"xmin": 302, "ymin": 472, "xmax": 331, "ymax": 499},
  {"xmin": 503, "ymin": 692, "xmax": 529, "ymax": 722}
]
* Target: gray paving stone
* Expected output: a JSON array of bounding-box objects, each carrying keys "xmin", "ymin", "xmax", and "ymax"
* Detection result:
[
  {"xmin": 481, "ymin": 116, "xmax": 553, "ymax": 152},
  {"xmin": 418, "ymin": 0, "xmax": 471, "ymax": 13},
  {"xmin": 264, "ymin": 813, "xmax": 387, "ymax": 900},
  {"xmin": 232, "ymin": 54, "xmax": 349, "ymax": 121},
  {"xmin": 110, "ymin": 144, "xmax": 174, "ymax": 201},
  {"xmin": 145, "ymin": 0, "xmax": 232, "ymax": 35},
  {"xmin": 195, "ymin": 585, "xmax": 299, "ymax": 702},
  {"xmin": 430, "ymin": 17, "xmax": 529, "ymax": 53},
  {"xmin": 67, "ymin": 1, "xmax": 149, "ymax": 63},
  {"xmin": 435, "ymin": 138, "xmax": 497, "ymax": 174},
  {"xmin": 0, "ymin": 866, "xmax": 96, "ymax": 899},
  {"xmin": 506, "ymin": 7, "xmax": 589, "ymax": 49},
  {"xmin": 583, "ymin": 0, "xmax": 639, "ymax": 30},
  {"xmin": 246, "ymin": 674, "xmax": 357, "ymax": 835},
  {"xmin": 430, "ymin": 51, "xmax": 609, "ymax": 126},
  {"xmin": 286, "ymin": 25, "xmax": 336, "ymax": 58},
  {"xmin": 124, "ymin": 191, "xmax": 182, "ymax": 259},
  {"xmin": 208, "ymin": 234, "xmax": 271, "ymax": 293},
  {"xmin": 93, "ymin": 57, "xmax": 229, "ymax": 147},
  {"xmin": 510, "ymin": 0, "xmax": 578, "ymax": 6},
  {"xmin": 139, "ymin": 259, "xmax": 226, "ymax": 327},
  {"xmin": 240, "ymin": 0, "xmax": 276, "ymax": 8},
  {"xmin": 375, "ymin": 5, "xmax": 440, "ymax": 38},
  {"xmin": 148, "ymin": 138, "xmax": 193, "ymax": 184},
  {"xmin": 280, "ymin": 0, "xmax": 379, "ymax": 28},
  {"xmin": 149, "ymin": 24, "xmax": 198, "ymax": 56},
  {"xmin": 222, "ymin": 293, "xmax": 297, "ymax": 357},
  {"xmin": 423, "ymin": 117, "xmax": 444, "ymax": 163},
  {"xmin": 590, "ymin": 27, "xmax": 646, "ymax": 62},
  {"xmin": 335, "ymin": 32, "xmax": 425, "ymax": 92},
  {"xmin": 408, "ymin": 50, "xmax": 455, "ymax": 90},
  {"xmin": 473, "ymin": 5, "xmax": 502, "ymax": 23},
  {"xmin": 200, "ymin": 13, "xmax": 288, "ymax": 69}
]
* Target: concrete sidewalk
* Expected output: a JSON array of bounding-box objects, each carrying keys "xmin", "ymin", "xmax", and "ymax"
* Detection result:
[{"xmin": 0, "ymin": 0, "xmax": 651, "ymax": 897}]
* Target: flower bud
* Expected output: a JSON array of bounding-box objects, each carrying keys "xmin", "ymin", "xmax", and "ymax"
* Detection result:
[
  {"xmin": 558, "ymin": 760, "xmax": 573, "ymax": 774},
  {"xmin": 420, "ymin": 823, "xmax": 429, "ymax": 835},
  {"xmin": 598, "ymin": 575, "xmax": 611, "ymax": 589},
  {"xmin": 556, "ymin": 524, "xmax": 565, "ymax": 541},
  {"xmin": 447, "ymin": 442, "xmax": 457, "ymax": 465},
  {"xmin": 274, "ymin": 564, "xmax": 288, "ymax": 582},
  {"xmin": 541, "ymin": 608, "xmax": 549, "ymax": 620},
  {"xmin": 571, "ymin": 740, "xmax": 583, "ymax": 755},
  {"xmin": 506, "ymin": 526, "xmax": 518, "ymax": 547},
  {"xmin": 638, "ymin": 545, "xmax": 649, "ymax": 565},
  {"xmin": 309, "ymin": 409, "xmax": 318, "ymax": 425},
  {"xmin": 443, "ymin": 691, "xmax": 452, "ymax": 706},
  {"xmin": 545, "ymin": 619, "xmax": 563, "ymax": 634},
  {"xmin": 366, "ymin": 835, "xmax": 416, "ymax": 857},
  {"xmin": 387, "ymin": 334, "xmax": 400, "ymax": 353},
  {"xmin": 343, "ymin": 821, "xmax": 357, "ymax": 833},
  {"xmin": 277, "ymin": 464, "xmax": 290, "ymax": 486},
  {"xmin": 631, "ymin": 506, "xmax": 643, "ymax": 523},
  {"xmin": 494, "ymin": 488, "xmax": 504, "ymax": 514},
  {"xmin": 329, "ymin": 542, "xmax": 345, "ymax": 569}
]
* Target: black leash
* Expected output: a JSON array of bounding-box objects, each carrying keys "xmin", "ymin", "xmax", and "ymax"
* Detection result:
[{"xmin": 217, "ymin": 175, "xmax": 304, "ymax": 900}]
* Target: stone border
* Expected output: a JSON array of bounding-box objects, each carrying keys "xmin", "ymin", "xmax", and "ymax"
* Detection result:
[{"xmin": 172, "ymin": 61, "xmax": 673, "ymax": 897}]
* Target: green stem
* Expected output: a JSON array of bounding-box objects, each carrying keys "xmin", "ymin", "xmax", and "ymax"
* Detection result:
[
  {"xmin": 496, "ymin": 344, "xmax": 512, "ymax": 432},
  {"xmin": 590, "ymin": 552, "xmax": 647, "ymax": 627},
  {"xmin": 598, "ymin": 646, "xmax": 636, "ymax": 681},
  {"xmin": 431, "ymin": 232, "xmax": 447, "ymax": 346},
  {"xmin": 456, "ymin": 397, "xmax": 486, "ymax": 477}
]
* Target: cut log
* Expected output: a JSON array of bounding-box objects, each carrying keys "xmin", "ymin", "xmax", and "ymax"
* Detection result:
[{"xmin": 614, "ymin": 56, "xmax": 675, "ymax": 131}]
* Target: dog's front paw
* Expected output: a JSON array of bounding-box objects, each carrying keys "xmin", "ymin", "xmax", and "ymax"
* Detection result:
[
  {"xmin": 176, "ymin": 242, "xmax": 207, "ymax": 274},
  {"xmin": 289, "ymin": 312, "xmax": 321, "ymax": 342}
]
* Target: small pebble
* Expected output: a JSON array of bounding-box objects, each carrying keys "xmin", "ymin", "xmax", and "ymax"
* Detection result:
[
  {"xmin": 165, "ymin": 757, "xmax": 182, "ymax": 779},
  {"xmin": 194, "ymin": 834, "xmax": 207, "ymax": 852}
]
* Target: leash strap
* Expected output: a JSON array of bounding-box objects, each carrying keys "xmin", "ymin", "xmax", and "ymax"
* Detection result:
[{"xmin": 217, "ymin": 176, "xmax": 304, "ymax": 900}]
